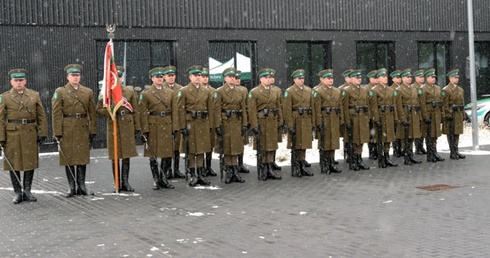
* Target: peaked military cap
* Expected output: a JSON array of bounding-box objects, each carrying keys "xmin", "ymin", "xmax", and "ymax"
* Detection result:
[
  {"xmin": 223, "ymin": 67, "xmax": 237, "ymax": 77},
  {"xmin": 126, "ymin": 85, "xmax": 134, "ymax": 90},
  {"xmin": 201, "ymin": 67, "xmax": 209, "ymax": 76},
  {"xmin": 342, "ymin": 69, "xmax": 353, "ymax": 78},
  {"xmin": 390, "ymin": 70, "xmax": 401, "ymax": 78},
  {"xmin": 258, "ymin": 68, "xmax": 275, "ymax": 78},
  {"xmin": 116, "ymin": 66, "xmax": 125, "ymax": 77},
  {"xmin": 186, "ymin": 65, "xmax": 202, "ymax": 75},
  {"xmin": 400, "ymin": 69, "xmax": 412, "ymax": 77},
  {"xmin": 162, "ymin": 65, "xmax": 176, "ymax": 75},
  {"xmin": 235, "ymin": 70, "xmax": 242, "ymax": 78},
  {"xmin": 367, "ymin": 70, "xmax": 378, "ymax": 78},
  {"xmin": 413, "ymin": 69, "xmax": 425, "ymax": 77},
  {"xmin": 8, "ymin": 68, "xmax": 27, "ymax": 79},
  {"xmin": 376, "ymin": 68, "xmax": 388, "ymax": 77},
  {"xmin": 318, "ymin": 69, "xmax": 334, "ymax": 78},
  {"xmin": 447, "ymin": 69, "xmax": 460, "ymax": 78},
  {"xmin": 134, "ymin": 86, "xmax": 142, "ymax": 92},
  {"xmin": 64, "ymin": 64, "xmax": 83, "ymax": 74},
  {"xmin": 291, "ymin": 69, "xmax": 306, "ymax": 78},
  {"xmin": 424, "ymin": 68, "xmax": 437, "ymax": 78},
  {"xmin": 149, "ymin": 67, "xmax": 165, "ymax": 77},
  {"xmin": 349, "ymin": 70, "xmax": 362, "ymax": 78}
]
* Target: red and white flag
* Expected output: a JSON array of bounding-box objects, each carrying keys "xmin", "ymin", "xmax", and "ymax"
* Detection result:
[{"xmin": 102, "ymin": 40, "xmax": 133, "ymax": 121}]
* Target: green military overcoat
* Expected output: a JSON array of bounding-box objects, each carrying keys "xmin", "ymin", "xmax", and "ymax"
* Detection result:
[
  {"xmin": 140, "ymin": 84, "xmax": 179, "ymax": 158},
  {"xmin": 164, "ymin": 82, "xmax": 183, "ymax": 153},
  {"xmin": 341, "ymin": 85, "xmax": 378, "ymax": 144},
  {"xmin": 96, "ymin": 86, "xmax": 141, "ymax": 159},
  {"xmin": 394, "ymin": 84, "xmax": 422, "ymax": 139},
  {"xmin": 238, "ymin": 85, "xmax": 250, "ymax": 145},
  {"xmin": 371, "ymin": 84, "xmax": 398, "ymax": 143},
  {"xmin": 248, "ymin": 84, "xmax": 282, "ymax": 151},
  {"xmin": 52, "ymin": 83, "xmax": 97, "ymax": 166},
  {"xmin": 420, "ymin": 83, "xmax": 444, "ymax": 138},
  {"xmin": 442, "ymin": 83, "xmax": 465, "ymax": 135},
  {"xmin": 283, "ymin": 84, "xmax": 314, "ymax": 150},
  {"xmin": 0, "ymin": 88, "xmax": 48, "ymax": 171},
  {"xmin": 313, "ymin": 84, "xmax": 343, "ymax": 150}
]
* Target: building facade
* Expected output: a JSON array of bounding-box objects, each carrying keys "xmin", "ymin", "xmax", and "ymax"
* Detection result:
[{"xmin": 1, "ymin": 0, "xmax": 490, "ymax": 149}]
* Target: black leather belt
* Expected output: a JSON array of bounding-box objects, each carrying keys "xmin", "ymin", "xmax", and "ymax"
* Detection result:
[
  {"xmin": 187, "ymin": 110, "xmax": 208, "ymax": 119},
  {"xmin": 322, "ymin": 107, "xmax": 341, "ymax": 114},
  {"xmin": 378, "ymin": 105, "xmax": 395, "ymax": 112},
  {"xmin": 63, "ymin": 113, "xmax": 87, "ymax": 118},
  {"xmin": 117, "ymin": 110, "xmax": 132, "ymax": 116},
  {"xmin": 427, "ymin": 101, "xmax": 443, "ymax": 107},
  {"xmin": 452, "ymin": 105, "xmax": 464, "ymax": 111},
  {"xmin": 293, "ymin": 107, "xmax": 312, "ymax": 115},
  {"xmin": 349, "ymin": 106, "xmax": 368, "ymax": 112},
  {"xmin": 7, "ymin": 119, "xmax": 36, "ymax": 124},
  {"xmin": 258, "ymin": 108, "xmax": 278, "ymax": 117},
  {"xmin": 403, "ymin": 105, "xmax": 421, "ymax": 112},
  {"xmin": 222, "ymin": 109, "xmax": 242, "ymax": 117},
  {"xmin": 149, "ymin": 111, "xmax": 170, "ymax": 116}
]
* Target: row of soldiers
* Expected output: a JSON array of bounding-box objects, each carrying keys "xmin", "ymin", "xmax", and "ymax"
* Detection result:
[{"xmin": 0, "ymin": 64, "xmax": 466, "ymax": 204}]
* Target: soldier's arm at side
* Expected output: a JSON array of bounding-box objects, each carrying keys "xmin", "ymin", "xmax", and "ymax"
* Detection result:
[
  {"xmin": 51, "ymin": 89, "xmax": 63, "ymax": 137},
  {"xmin": 87, "ymin": 90, "xmax": 97, "ymax": 135},
  {"xmin": 35, "ymin": 92, "xmax": 48, "ymax": 137},
  {"xmin": 95, "ymin": 94, "xmax": 110, "ymax": 118},
  {"xmin": 0, "ymin": 94, "xmax": 6, "ymax": 142},
  {"xmin": 139, "ymin": 91, "xmax": 150, "ymax": 133},
  {"xmin": 282, "ymin": 89, "xmax": 293, "ymax": 129}
]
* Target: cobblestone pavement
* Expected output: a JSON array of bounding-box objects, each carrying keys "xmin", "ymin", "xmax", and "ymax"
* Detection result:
[{"xmin": 0, "ymin": 144, "xmax": 489, "ymax": 257}]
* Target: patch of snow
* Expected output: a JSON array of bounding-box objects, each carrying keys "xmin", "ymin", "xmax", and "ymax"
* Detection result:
[{"xmin": 193, "ymin": 186, "xmax": 221, "ymax": 190}]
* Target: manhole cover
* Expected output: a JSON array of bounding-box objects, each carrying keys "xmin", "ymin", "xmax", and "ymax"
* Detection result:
[{"xmin": 416, "ymin": 184, "xmax": 459, "ymax": 191}]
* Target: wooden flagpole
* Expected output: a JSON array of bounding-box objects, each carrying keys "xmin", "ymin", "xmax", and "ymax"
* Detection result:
[{"xmin": 107, "ymin": 24, "xmax": 120, "ymax": 192}]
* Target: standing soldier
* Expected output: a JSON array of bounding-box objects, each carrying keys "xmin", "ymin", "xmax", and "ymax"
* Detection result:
[
  {"xmin": 283, "ymin": 69, "xmax": 314, "ymax": 177},
  {"xmin": 214, "ymin": 67, "xmax": 247, "ymax": 183},
  {"xmin": 313, "ymin": 69, "xmax": 342, "ymax": 174},
  {"xmin": 236, "ymin": 70, "xmax": 250, "ymax": 174},
  {"xmin": 0, "ymin": 69, "xmax": 48, "ymax": 204},
  {"xmin": 370, "ymin": 69, "xmax": 398, "ymax": 168},
  {"xmin": 96, "ymin": 66, "xmax": 141, "ymax": 192},
  {"xmin": 341, "ymin": 69, "xmax": 377, "ymax": 171},
  {"xmin": 52, "ymin": 64, "xmax": 97, "ymax": 197},
  {"xmin": 412, "ymin": 69, "xmax": 428, "ymax": 155},
  {"xmin": 200, "ymin": 67, "xmax": 218, "ymax": 177},
  {"xmin": 162, "ymin": 65, "xmax": 186, "ymax": 179},
  {"xmin": 177, "ymin": 65, "xmax": 219, "ymax": 186},
  {"xmin": 270, "ymin": 71, "xmax": 285, "ymax": 170},
  {"xmin": 394, "ymin": 69, "xmax": 423, "ymax": 165},
  {"xmin": 248, "ymin": 68, "xmax": 282, "ymax": 180},
  {"xmin": 365, "ymin": 70, "xmax": 379, "ymax": 160},
  {"xmin": 442, "ymin": 69, "xmax": 466, "ymax": 160},
  {"xmin": 339, "ymin": 69, "xmax": 353, "ymax": 163},
  {"xmin": 420, "ymin": 68, "xmax": 445, "ymax": 162},
  {"xmin": 389, "ymin": 70, "xmax": 403, "ymax": 157},
  {"xmin": 139, "ymin": 67, "xmax": 176, "ymax": 190}
]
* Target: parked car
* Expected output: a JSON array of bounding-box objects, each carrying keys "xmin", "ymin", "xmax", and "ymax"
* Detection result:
[{"xmin": 465, "ymin": 94, "xmax": 490, "ymax": 125}]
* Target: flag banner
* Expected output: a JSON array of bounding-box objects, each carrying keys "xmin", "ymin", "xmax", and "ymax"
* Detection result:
[{"xmin": 102, "ymin": 40, "xmax": 133, "ymax": 121}]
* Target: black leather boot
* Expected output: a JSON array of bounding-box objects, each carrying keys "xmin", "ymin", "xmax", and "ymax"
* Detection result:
[
  {"xmin": 224, "ymin": 166, "xmax": 234, "ymax": 184},
  {"xmin": 384, "ymin": 152, "xmax": 398, "ymax": 167},
  {"xmin": 76, "ymin": 165, "xmax": 88, "ymax": 195},
  {"xmin": 65, "ymin": 166, "xmax": 76, "ymax": 197},
  {"xmin": 415, "ymin": 138, "xmax": 427, "ymax": 155},
  {"xmin": 455, "ymin": 138, "xmax": 466, "ymax": 159},
  {"xmin": 189, "ymin": 168, "xmax": 199, "ymax": 187},
  {"xmin": 120, "ymin": 159, "xmax": 134, "ymax": 192},
  {"xmin": 10, "ymin": 171, "xmax": 23, "ymax": 204},
  {"xmin": 238, "ymin": 155, "xmax": 249, "ymax": 173},
  {"xmin": 158, "ymin": 159, "xmax": 174, "ymax": 189},
  {"xmin": 150, "ymin": 160, "xmax": 160, "ymax": 190},
  {"xmin": 267, "ymin": 163, "xmax": 282, "ymax": 180},
  {"xmin": 205, "ymin": 156, "xmax": 217, "ymax": 177},
  {"xmin": 409, "ymin": 150, "xmax": 422, "ymax": 164},
  {"xmin": 23, "ymin": 170, "xmax": 37, "ymax": 202},
  {"xmin": 393, "ymin": 140, "xmax": 402, "ymax": 157},
  {"xmin": 197, "ymin": 167, "xmax": 211, "ymax": 186},
  {"xmin": 368, "ymin": 142, "xmax": 377, "ymax": 160},
  {"xmin": 173, "ymin": 151, "xmax": 186, "ymax": 178},
  {"xmin": 357, "ymin": 154, "xmax": 370, "ymax": 170},
  {"xmin": 232, "ymin": 166, "xmax": 245, "ymax": 183},
  {"xmin": 302, "ymin": 159, "xmax": 311, "ymax": 167},
  {"xmin": 434, "ymin": 150, "xmax": 445, "ymax": 162},
  {"xmin": 300, "ymin": 161, "xmax": 314, "ymax": 176},
  {"xmin": 271, "ymin": 152, "xmax": 281, "ymax": 170},
  {"xmin": 292, "ymin": 159, "xmax": 302, "ymax": 177},
  {"xmin": 163, "ymin": 157, "xmax": 173, "ymax": 180},
  {"xmin": 329, "ymin": 157, "xmax": 342, "ymax": 173},
  {"xmin": 321, "ymin": 152, "xmax": 330, "ymax": 174},
  {"xmin": 258, "ymin": 164, "xmax": 268, "ymax": 181}
]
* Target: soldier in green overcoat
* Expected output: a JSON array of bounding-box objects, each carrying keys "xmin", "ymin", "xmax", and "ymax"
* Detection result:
[
  {"xmin": 201, "ymin": 67, "xmax": 218, "ymax": 177},
  {"xmin": 0, "ymin": 69, "xmax": 48, "ymax": 204},
  {"xmin": 139, "ymin": 67, "xmax": 177, "ymax": 190},
  {"xmin": 236, "ymin": 70, "xmax": 251, "ymax": 173},
  {"xmin": 283, "ymin": 69, "xmax": 315, "ymax": 177},
  {"xmin": 96, "ymin": 66, "xmax": 141, "ymax": 192},
  {"xmin": 412, "ymin": 69, "xmax": 428, "ymax": 155},
  {"xmin": 442, "ymin": 69, "xmax": 466, "ymax": 160},
  {"xmin": 52, "ymin": 64, "xmax": 97, "ymax": 197}
]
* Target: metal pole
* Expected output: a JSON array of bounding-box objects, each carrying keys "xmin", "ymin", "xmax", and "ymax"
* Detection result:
[{"xmin": 467, "ymin": 0, "xmax": 479, "ymax": 150}]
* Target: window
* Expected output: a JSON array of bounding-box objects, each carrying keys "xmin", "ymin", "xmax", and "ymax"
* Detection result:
[
  {"xmin": 356, "ymin": 41, "xmax": 396, "ymax": 84},
  {"xmin": 208, "ymin": 41, "xmax": 257, "ymax": 90},
  {"xmin": 286, "ymin": 42, "xmax": 332, "ymax": 87},
  {"xmin": 418, "ymin": 42, "xmax": 451, "ymax": 86},
  {"xmin": 474, "ymin": 42, "xmax": 490, "ymax": 98},
  {"xmin": 96, "ymin": 40, "xmax": 175, "ymax": 89}
]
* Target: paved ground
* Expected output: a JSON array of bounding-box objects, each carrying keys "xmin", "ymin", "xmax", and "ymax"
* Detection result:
[{"xmin": 1, "ymin": 143, "xmax": 490, "ymax": 257}]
